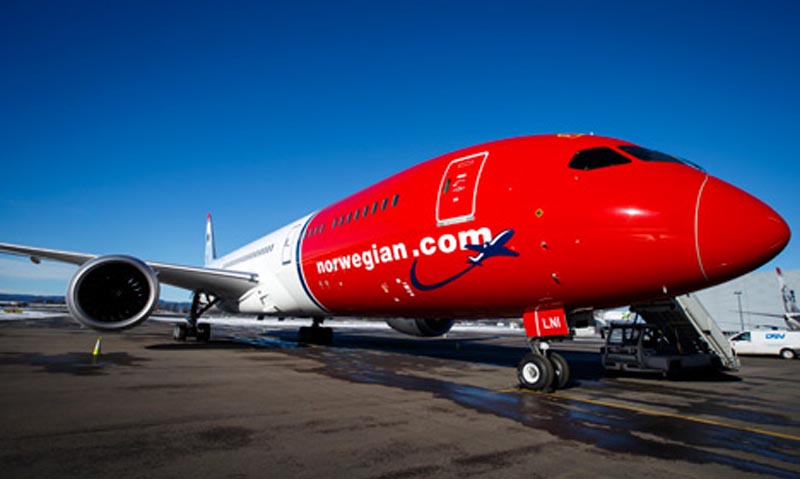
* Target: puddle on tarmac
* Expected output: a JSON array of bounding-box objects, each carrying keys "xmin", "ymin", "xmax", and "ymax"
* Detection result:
[
  {"xmin": 0, "ymin": 352, "xmax": 147, "ymax": 376},
  {"xmin": 174, "ymin": 328, "xmax": 799, "ymax": 478},
  {"xmin": 229, "ymin": 335, "xmax": 302, "ymax": 349},
  {"xmin": 296, "ymin": 346, "xmax": 800, "ymax": 479}
]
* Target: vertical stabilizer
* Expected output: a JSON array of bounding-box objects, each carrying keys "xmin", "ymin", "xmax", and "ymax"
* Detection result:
[
  {"xmin": 205, "ymin": 213, "xmax": 216, "ymax": 267},
  {"xmin": 776, "ymin": 268, "xmax": 800, "ymax": 330}
]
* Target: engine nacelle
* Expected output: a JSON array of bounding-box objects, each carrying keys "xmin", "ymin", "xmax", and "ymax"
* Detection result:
[
  {"xmin": 67, "ymin": 255, "xmax": 160, "ymax": 331},
  {"xmin": 385, "ymin": 318, "xmax": 454, "ymax": 337}
]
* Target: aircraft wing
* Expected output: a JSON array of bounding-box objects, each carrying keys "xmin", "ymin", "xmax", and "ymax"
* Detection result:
[
  {"xmin": 0, "ymin": 242, "xmax": 95, "ymax": 265},
  {"xmin": 146, "ymin": 261, "xmax": 258, "ymax": 298},
  {"xmin": 0, "ymin": 242, "xmax": 259, "ymax": 299},
  {"xmin": 741, "ymin": 310, "xmax": 785, "ymax": 319}
]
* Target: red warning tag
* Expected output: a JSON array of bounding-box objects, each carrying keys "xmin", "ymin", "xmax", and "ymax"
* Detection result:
[{"xmin": 523, "ymin": 308, "xmax": 569, "ymax": 338}]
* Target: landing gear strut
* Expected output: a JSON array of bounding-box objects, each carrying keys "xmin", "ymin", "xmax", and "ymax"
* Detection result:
[
  {"xmin": 173, "ymin": 291, "xmax": 218, "ymax": 342},
  {"xmin": 298, "ymin": 317, "xmax": 333, "ymax": 345},
  {"xmin": 517, "ymin": 339, "xmax": 571, "ymax": 391}
]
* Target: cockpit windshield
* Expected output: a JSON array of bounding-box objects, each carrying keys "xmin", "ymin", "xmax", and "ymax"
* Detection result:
[
  {"xmin": 618, "ymin": 145, "xmax": 705, "ymax": 171},
  {"xmin": 618, "ymin": 145, "xmax": 681, "ymax": 163},
  {"xmin": 568, "ymin": 147, "xmax": 632, "ymax": 171}
]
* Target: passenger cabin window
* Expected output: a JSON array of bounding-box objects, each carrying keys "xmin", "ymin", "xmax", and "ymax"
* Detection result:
[
  {"xmin": 618, "ymin": 145, "xmax": 682, "ymax": 164},
  {"xmin": 568, "ymin": 147, "xmax": 631, "ymax": 171},
  {"xmin": 327, "ymin": 193, "xmax": 400, "ymax": 232}
]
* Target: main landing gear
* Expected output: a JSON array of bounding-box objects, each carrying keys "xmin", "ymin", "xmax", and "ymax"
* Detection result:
[
  {"xmin": 517, "ymin": 339, "xmax": 571, "ymax": 391},
  {"xmin": 298, "ymin": 317, "xmax": 333, "ymax": 345},
  {"xmin": 173, "ymin": 291, "xmax": 218, "ymax": 343}
]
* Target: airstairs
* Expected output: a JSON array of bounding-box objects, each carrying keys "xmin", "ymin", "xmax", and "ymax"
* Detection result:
[{"xmin": 631, "ymin": 293, "xmax": 740, "ymax": 371}]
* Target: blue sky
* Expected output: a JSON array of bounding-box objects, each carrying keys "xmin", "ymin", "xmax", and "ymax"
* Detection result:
[{"xmin": 1, "ymin": 1, "xmax": 798, "ymax": 301}]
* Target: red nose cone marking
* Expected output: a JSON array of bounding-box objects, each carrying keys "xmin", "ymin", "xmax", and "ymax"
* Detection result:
[{"xmin": 697, "ymin": 177, "xmax": 790, "ymax": 283}]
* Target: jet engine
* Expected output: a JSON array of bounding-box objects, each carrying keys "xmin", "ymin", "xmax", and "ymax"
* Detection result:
[
  {"xmin": 66, "ymin": 255, "xmax": 160, "ymax": 331},
  {"xmin": 385, "ymin": 318, "xmax": 454, "ymax": 337}
]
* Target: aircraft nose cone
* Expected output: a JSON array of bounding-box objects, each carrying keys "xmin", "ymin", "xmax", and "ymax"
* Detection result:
[{"xmin": 696, "ymin": 176, "xmax": 790, "ymax": 283}]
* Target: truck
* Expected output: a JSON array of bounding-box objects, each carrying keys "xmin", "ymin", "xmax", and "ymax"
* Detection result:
[
  {"xmin": 601, "ymin": 323, "xmax": 720, "ymax": 377},
  {"xmin": 729, "ymin": 330, "xmax": 800, "ymax": 359}
]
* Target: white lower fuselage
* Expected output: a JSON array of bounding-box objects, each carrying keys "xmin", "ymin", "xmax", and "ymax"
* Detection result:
[{"xmin": 208, "ymin": 215, "xmax": 324, "ymax": 317}]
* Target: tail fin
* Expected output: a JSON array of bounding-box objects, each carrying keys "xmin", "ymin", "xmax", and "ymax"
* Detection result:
[
  {"xmin": 776, "ymin": 268, "xmax": 800, "ymax": 330},
  {"xmin": 205, "ymin": 213, "xmax": 216, "ymax": 267}
]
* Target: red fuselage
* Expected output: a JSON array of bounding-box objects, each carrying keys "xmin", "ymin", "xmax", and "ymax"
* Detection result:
[{"xmin": 298, "ymin": 134, "xmax": 789, "ymax": 319}]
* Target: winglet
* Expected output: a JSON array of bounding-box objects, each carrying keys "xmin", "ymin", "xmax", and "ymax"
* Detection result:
[{"xmin": 205, "ymin": 213, "xmax": 216, "ymax": 266}]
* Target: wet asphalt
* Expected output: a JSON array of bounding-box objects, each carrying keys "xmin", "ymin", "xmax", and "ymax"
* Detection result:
[{"xmin": 0, "ymin": 316, "xmax": 798, "ymax": 479}]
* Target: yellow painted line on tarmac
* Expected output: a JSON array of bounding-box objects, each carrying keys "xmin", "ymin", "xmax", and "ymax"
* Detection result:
[{"xmin": 497, "ymin": 387, "xmax": 800, "ymax": 443}]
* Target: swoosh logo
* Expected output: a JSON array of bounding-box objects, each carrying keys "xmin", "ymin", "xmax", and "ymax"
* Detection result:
[
  {"xmin": 410, "ymin": 261, "xmax": 478, "ymax": 291},
  {"xmin": 409, "ymin": 228, "xmax": 519, "ymax": 291}
]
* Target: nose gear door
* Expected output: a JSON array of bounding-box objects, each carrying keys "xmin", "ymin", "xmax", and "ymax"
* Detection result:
[{"xmin": 281, "ymin": 224, "xmax": 302, "ymax": 266}]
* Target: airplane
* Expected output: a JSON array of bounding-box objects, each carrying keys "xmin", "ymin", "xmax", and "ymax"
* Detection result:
[
  {"xmin": 776, "ymin": 268, "xmax": 800, "ymax": 330},
  {"xmin": 744, "ymin": 268, "xmax": 800, "ymax": 331},
  {"xmin": 465, "ymin": 229, "xmax": 520, "ymax": 265},
  {"xmin": 0, "ymin": 134, "xmax": 791, "ymax": 391}
]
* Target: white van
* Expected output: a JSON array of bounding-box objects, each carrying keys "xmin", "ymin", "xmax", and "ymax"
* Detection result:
[{"xmin": 729, "ymin": 330, "xmax": 800, "ymax": 359}]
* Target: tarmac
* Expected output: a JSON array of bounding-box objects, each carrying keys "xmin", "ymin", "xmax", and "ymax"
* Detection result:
[{"xmin": 1, "ymin": 315, "xmax": 799, "ymax": 478}]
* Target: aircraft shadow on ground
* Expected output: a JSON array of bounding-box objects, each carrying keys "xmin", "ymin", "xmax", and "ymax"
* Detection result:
[
  {"xmin": 255, "ymin": 328, "xmax": 610, "ymax": 383},
  {"xmin": 145, "ymin": 328, "xmax": 605, "ymax": 380},
  {"xmin": 146, "ymin": 327, "xmax": 739, "ymax": 384},
  {"xmin": 146, "ymin": 341, "xmax": 265, "ymax": 351}
]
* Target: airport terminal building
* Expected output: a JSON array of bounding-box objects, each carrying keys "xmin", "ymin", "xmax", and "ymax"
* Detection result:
[{"xmin": 694, "ymin": 268, "xmax": 798, "ymax": 333}]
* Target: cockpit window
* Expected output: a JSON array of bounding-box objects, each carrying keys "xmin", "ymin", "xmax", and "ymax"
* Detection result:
[
  {"xmin": 618, "ymin": 145, "xmax": 705, "ymax": 171},
  {"xmin": 618, "ymin": 145, "xmax": 682, "ymax": 163},
  {"xmin": 568, "ymin": 147, "xmax": 632, "ymax": 171}
]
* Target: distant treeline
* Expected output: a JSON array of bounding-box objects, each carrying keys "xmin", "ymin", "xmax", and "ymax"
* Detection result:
[
  {"xmin": 0, "ymin": 293, "xmax": 64, "ymax": 304},
  {"xmin": 0, "ymin": 293, "xmax": 191, "ymax": 312}
]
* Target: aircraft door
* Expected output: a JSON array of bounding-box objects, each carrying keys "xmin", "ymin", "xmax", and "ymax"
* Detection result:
[
  {"xmin": 436, "ymin": 152, "xmax": 488, "ymax": 226},
  {"xmin": 281, "ymin": 224, "xmax": 302, "ymax": 266}
]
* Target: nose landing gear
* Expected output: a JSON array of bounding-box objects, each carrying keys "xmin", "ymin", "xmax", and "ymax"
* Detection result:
[
  {"xmin": 517, "ymin": 339, "xmax": 571, "ymax": 391},
  {"xmin": 517, "ymin": 307, "xmax": 573, "ymax": 391}
]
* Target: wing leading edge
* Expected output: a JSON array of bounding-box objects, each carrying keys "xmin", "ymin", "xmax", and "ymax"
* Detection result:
[{"xmin": 0, "ymin": 242, "xmax": 259, "ymax": 299}]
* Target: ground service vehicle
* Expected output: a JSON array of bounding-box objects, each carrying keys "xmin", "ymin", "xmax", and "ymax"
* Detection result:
[
  {"xmin": 730, "ymin": 330, "xmax": 800, "ymax": 359},
  {"xmin": 601, "ymin": 323, "xmax": 719, "ymax": 376}
]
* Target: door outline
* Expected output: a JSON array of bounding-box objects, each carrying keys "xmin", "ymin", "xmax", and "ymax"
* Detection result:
[
  {"xmin": 435, "ymin": 151, "xmax": 489, "ymax": 226},
  {"xmin": 281, "ymin": 224, "xmax": 302, "ymax": 266}
]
